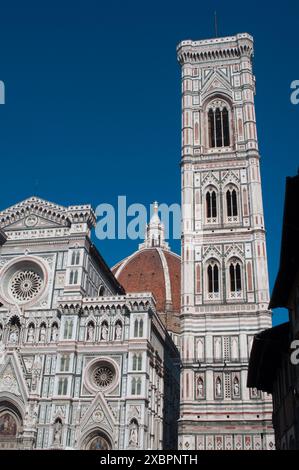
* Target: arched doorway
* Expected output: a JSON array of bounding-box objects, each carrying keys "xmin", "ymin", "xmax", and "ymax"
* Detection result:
[{"xmin": 84, "ymin": 430, "xmax": 112, "ymax": 450}]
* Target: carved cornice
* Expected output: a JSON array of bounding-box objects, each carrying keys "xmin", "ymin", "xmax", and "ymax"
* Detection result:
[{"xmin": 177, "ymin": 33, "xmax": 253, "ymax": 65}]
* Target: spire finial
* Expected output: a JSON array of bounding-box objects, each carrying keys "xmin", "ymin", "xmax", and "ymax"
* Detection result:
[{"xmin": 138, "ymin": 201, "xmax": 170, "ymax": 251}]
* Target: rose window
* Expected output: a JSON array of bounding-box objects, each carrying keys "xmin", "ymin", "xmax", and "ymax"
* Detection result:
[
  {"xmin": 92, "ymin": 365, "xmax": 115, "ymax": 389},
  {"xmin": 9, "ymin": 270, "xmax": 43, "ymax": 301}
]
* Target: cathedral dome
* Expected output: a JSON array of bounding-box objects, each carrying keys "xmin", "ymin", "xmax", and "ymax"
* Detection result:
[{"xmin": 112, "ymin": 203, "xmax": 181, "ymax": 334}]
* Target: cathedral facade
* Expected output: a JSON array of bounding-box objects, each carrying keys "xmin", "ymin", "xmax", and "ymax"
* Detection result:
[
  {"xmin": 177, "ymin": 33, "xmax": 275, "ymax": 450},
  {"xmin": 0, "ymin": 198, "xmax": 179, "ymax": 450}
]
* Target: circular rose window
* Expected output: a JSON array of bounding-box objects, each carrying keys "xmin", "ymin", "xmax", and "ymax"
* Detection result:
[
  {"xmin": 0, "ymin": 257, "xmax": 47, "ymax": 306},
  {"xmin": 85, "ymin": 358, "xmax": 118, "ymax": 393},
  {"xmin": 92, "ymin": 364, "xmax": 115, "ymax": 389},
  {"xmin": 9, "ymin": 270, "xmax": 43, "ymax": 302}
]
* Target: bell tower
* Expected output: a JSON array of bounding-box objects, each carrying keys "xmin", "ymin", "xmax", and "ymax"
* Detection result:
[{"xmin": 177, "ymin": 33, "xmax": 275, "ymax": 450}]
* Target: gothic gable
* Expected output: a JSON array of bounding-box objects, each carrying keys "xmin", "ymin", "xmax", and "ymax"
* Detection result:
[
  {"xmin": 201, "ymin": 171, "xmax": 220, "ymax": 189},
  {"xmin": 225, "ymin": 243, "xmax": 244, "ymax": 260},
  {"xmin": 202, "ymin": 245, "xmax": 222, "ymax": 261},
  {"xmin": 201, "ymin": 71, "xmax": 232, "ymax": 100},
  {"xmin": 0, "ymin": 197, "xmax": 70, "ymax": 231},
  {"xmin": 79, "ymin": 392, "xmax": 116, "ymax": 434},
  {"xmin": 0, "ymin": 352, "xmax": 29, "ymax": 403},
  {"xmin": 221, "ymin": 170, "xmax": 240, "ymax": 186}
]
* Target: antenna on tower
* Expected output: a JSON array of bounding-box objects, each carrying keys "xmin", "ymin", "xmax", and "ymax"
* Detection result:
[{"xmin": 214, "ymin": 11, "xmax": 218, "ymax": 38}]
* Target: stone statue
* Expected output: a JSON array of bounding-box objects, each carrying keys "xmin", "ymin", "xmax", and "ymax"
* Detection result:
[
  {"xmin": 197, "ymin": 378, "xmax": 204, "ymax": 398},
  {"xmin": 216, "ymin": 378, "xmax": 222, "ymax": 397},
  {"xmin": 87, "ymin": 323, "xmax": 94, "ymax": 342},
  {"xmin": 51, "ymin": 325, "xmax": 58, "ymax": 342},
  {"xmin": 39, "ymin": 325, "xmax": 46, "ymax": 343},
  {"xmin": 53, "ymin": 420, "xmax": 62, "ymax": 445},
  {"xmin": 24, "ymin": 402, "xmax": 39, "ymax": 427},
  {"xmin": 233, "ymin": 378, "xmax": 240, "ymax": 396},
  {"xmin": 129, "ymin": 421, "xmax": 139, "ymax": 446},
  {"xmin": 27, "ymin": 326, "xmax": 35, "ymax": 343},
  {"xmin": 9, "ymin": 326, "xmax": 19, "ymax": 344},
  {"xmin": 101, "ymin": 324, "xmax": 108, "ymax": 341},
  {"xmin": 115, "ymin": 323, "xmax": 122, "ymax": 340}
]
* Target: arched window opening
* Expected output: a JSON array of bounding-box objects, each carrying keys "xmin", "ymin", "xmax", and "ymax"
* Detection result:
[
  {"xmin": 229, "ymin": 262, "xmax": 242, "ymax": 294},
  {"xmin": 208, "ymin": 109, "xmax": 215, "ymax": 147},
  {"xmin": 98, "ymin": 285, "xmax": 105, "ymax": 296},
  {"xmin": 222, "ymin": 108, "xmax": 230, "ymax": 146},
  {"xmin": 208, "ymin": 104, "xmax": 230, "ymax": 148},
  {"xmin": 206, "ymin": 190, "xmax": 217, "ymax": 220},
  {"xmin": 207, "ymin": 263, "xmax": 219, "ymax": 294},
  {"xmin": 226, "ymin": 188, "xmax": 238, "ymax": 218}
]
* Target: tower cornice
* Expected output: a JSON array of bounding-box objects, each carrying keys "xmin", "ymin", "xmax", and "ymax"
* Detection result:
[{"xmin": 177, "ymin": 33, "xmax": 253, "ymax": 65}]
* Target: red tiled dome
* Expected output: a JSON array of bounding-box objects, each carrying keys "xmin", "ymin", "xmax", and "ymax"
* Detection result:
[{"xmin": 112, "ymin": 247, "xmax": 181, "ymax": 313}]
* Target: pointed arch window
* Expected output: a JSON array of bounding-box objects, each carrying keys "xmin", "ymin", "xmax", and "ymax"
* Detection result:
[
  {"xmin": 206, "ymin": 189, "xmax": 217, "ymax": 220},
  {"xmin": 226, "ymin": 188, "xmax": 238, "ymax": 218},
  {"xmin": 229, "ymin": 262, "xmax": 242, "ymax": 293},
  {"xmin": 208, "ymin": 104, "xmax": 230, "ymax": 148},
  {"xmin": 207, "ymin": 263, "xmax": 219, "ymax": 294},
  {"xmin": 206, "ymin": 260, "xmax": 220, "ymax": 300}
]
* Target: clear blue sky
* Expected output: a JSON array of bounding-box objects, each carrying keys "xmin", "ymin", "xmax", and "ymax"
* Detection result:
[{"xmin": 0, "ymin": 0, "xmax": 298, "ymax": 325}]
